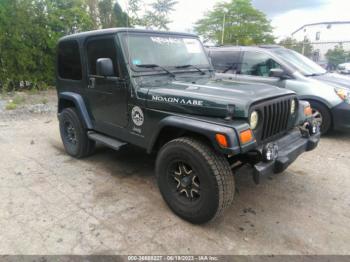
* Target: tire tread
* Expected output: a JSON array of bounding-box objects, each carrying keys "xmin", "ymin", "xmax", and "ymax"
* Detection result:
[
  {"xmin": 59, "ymin": 108, "xmax": 95, "ymax": 158},
  {"xmin": 159, "ymin": 137, "xmax": 234, "ymax": 222}
]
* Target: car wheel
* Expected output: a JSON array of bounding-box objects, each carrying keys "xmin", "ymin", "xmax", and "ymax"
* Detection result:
[
  {"xmin": 156, "ymin": 137, "xmax": 235, "ymax": 224},
  {"xmin": 310, "ymin": 101, "xmax": 332, "ymax": 135},
  {"xmin": 59, "ymin": 108, "xmax": 95, "ymax": 158},
  {"xmin": 309, "ymin": 101, "xmax": 332, "ymax": 134}
]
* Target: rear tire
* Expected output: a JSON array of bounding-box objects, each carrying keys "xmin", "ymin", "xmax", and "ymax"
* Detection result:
[
  {"xmin": 309, "ymin": 101, "xmax": 332, "ymax": 134},
  {"xmin": 156, "ymin": 137, "xmax": 235, "ymax": 224},
  {"xmin": 59, "ymin": 108, "xmax": 95, "ymax": 158}
]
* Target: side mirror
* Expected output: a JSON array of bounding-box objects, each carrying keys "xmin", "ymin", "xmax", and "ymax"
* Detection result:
[
  {"xmin": 96, "ymin": 58, "xmax": 115, "ymax": 77},
  {"xmin": 269, "ymin": 68, "xmax": 287, "ymax": 79}
]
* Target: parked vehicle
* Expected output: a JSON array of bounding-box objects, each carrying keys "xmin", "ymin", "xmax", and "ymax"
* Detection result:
[
  {"xmin": 56, "ymin": 29, "xmax": 320, "ymax": 224},
  {"xmin": 338, "ymin": 63, "xmax": 350, "ymax": 74},
  {"xmin": 208, "ymin": 45, "xmax": 350, "ymax": 134}
]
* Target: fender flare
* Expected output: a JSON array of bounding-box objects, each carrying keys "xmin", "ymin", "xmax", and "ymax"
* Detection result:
[
  {"xmin": 147, "ymin": 115, "xmax": 241, "ymax": 154},
  {"xmin": 58, "ymin": 92, "xmax": 93, "ymax": 129},
  {"xmin": 298, "ymin": 95, "xmax": 333, "ymax": 109}
]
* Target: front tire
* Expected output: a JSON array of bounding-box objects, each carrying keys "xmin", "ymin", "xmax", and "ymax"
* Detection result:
[
  {"xmin": 309, "ymin": 101, "xmax": 332, "ymax": 134},
  {"xmin": 156, "ymin": 137, "xmax": 235, "ymax": 224},
  {"xmin": 59, "ymin": 108, "xmax": 95, "ymax": 158}
]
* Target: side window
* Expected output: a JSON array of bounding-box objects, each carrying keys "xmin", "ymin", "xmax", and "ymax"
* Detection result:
[
  {"xmin": 58, "ymin": 40, "xmax": 82, "ymax": 80},
  {"xmin": 210, "ymin": 51, "xmax": 241, "ymax": 73},
  {"xmin": 240, "ymin": 52, "xmax": 281, "ymax": 77},
  {"xmin": 316, "ymin": 31, "xmax": 321, "ymax": 41},
  {"xmin": 87, "ymin": 38, "xmax": 119, "ymax": 76}
]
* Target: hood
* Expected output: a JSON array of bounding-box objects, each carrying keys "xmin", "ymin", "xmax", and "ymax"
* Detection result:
[
  {"xmin": 310, "ymin": 73, "xmax": 350, "ymax": 89},
  {"xmin": 138, "ymin": 78, "xmax": 294, "ymax": 118}
]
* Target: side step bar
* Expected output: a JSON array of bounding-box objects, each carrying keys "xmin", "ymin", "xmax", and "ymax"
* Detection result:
[{"xmin": 87, "ymin": 131, "xmax": 127, "ymax": 151}]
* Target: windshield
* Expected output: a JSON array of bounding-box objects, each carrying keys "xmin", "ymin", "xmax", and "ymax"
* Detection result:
[
  {"xmin": 121, "ymin": 33, "xmax": 210, "ymax": 71},
  {"xmin": 272, "ymin": 48, "xmax": 326, "ymax": 76}
]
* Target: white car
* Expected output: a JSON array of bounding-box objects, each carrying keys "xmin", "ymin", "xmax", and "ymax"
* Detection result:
[{"xmin": 338, "ymin": 63, "xmax": 350, "ymax": 74}]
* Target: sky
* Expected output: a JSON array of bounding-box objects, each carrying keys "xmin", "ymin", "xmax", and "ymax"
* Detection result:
[{"xmin": 118, "ymin": 0, "xmax": 350, "ymax": 39}]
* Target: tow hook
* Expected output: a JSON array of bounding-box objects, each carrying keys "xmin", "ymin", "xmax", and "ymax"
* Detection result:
[{"xmin": 300, "ymin": 123, "xmax": 311, "ymax": 138}]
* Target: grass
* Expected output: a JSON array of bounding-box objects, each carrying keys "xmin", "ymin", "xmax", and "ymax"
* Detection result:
[
  {"xmin": 4, "ymin": 94, "xmax": 25, "ymax": 111},
  {"xmin": 5, "ymin": 101, "xmax": 17, "ymax": 110}
]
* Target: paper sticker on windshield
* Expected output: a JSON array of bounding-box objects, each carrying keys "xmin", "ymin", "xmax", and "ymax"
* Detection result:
[
  {"xmin": 183, "ymin": 39, "xmax": 201, "ymax": 53},
  {"xmin": 132, "ymin": 59, "xmax": 141, "ymax": 65},
  {"xmin": 151, "ymin": 37, "xmax": 181, "ymax": 45}
]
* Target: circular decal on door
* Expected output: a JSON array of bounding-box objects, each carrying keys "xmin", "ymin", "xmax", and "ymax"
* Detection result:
[{"xmin": 131, "ymin": 106, "xmax": 144, "ymax": 126}]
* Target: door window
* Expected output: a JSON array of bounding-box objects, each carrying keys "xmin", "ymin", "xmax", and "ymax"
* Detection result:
[
  {"xmin": 210, "ymin": 50, "xmax": 241, "ymax": 73},
  {"xmin": 87, "ymin": 38, "xmax": 119, "ymax": 76},
  {"xmin": 241, "ymin": 51, "xmax": 281, "ymax": 77}
]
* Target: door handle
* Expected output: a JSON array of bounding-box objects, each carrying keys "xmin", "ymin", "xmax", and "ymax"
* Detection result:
[{"xmin": 88, "ymin": 78, "xmax": 96, "ymax": 89}]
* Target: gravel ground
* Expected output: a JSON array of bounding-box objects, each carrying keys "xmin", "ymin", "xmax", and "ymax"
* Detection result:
[
  {"xmin": 0, "ymin": 90, "xmax": 57, "ymax": 120},
  {"xmin": 0, "ymin": 90, "xmax": 349, "ymax": 255}
]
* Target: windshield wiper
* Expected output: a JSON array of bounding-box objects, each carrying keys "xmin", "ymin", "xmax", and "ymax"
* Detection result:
[
  {"xmin": 136, "ymin": 64, "xmax": 175, "ymax": 77},
  {"xmin": 222, "ymin": 64, "xmax": 238, "ymax": 73},
  {"xmin": 175, "ymin": 64, "xmax": 206, "ymax": 75},
  {"xmin": 305, "ymin": 72, "xmax": 326, "ymax": 77}
]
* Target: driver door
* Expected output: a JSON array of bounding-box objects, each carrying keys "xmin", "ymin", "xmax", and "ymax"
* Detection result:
[{"xmin": 84, "ymin": 36, "xmax": 128, "ymax": 136}]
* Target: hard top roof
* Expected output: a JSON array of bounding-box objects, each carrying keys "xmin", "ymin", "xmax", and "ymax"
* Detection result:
[{"xmin": 59, "ymin": 28, "xmax": 198, "ymax": 43}]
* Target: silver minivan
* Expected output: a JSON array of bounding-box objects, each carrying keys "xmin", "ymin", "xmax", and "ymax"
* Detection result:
[{"xmin": 208, "ymin": 46, "xmax": 350, "ymax": 134}]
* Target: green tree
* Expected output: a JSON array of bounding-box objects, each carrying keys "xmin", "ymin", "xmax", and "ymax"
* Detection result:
[
  {"xmin": 86, "ymin": 0, "xmax": 100, "ymax": 29},
  {"xmin": 195, "ymin": 0, "xmax": 275, "ymax": 45},
  {"xmin": 326, "ymin": 44, "xmax": 350, "ymax": 66},
  {"xmin": 46, "ymin": 0, "xmax": 93, "ymax": 35},
  {"xmin": 127, "ymin": 0, "xmax": 143, "ymax": 26},
  {"xmin": 0, "ymin": 0, "xmax": 52, "ymax": 89},
  {"xmin": 279, "ymin": 37, "xmax": 314, "ymax": 58},
  {"xmin": 98, "ymin": 0, "xmax": 115, "ymax": 28},
  {"xmin": 113, "ymin": 2, "xmax": 129, "ymax": 27},
  {"xmin": 98, "ymin": 0, "xmax": 129, "ymax": 28},
  {"xmin": 0, "ymin": 0, "xmax": 94, "ymax": 90},
  {"xmin": 143, "ymin": 0, "xmax": 178, "ymax": 30}
]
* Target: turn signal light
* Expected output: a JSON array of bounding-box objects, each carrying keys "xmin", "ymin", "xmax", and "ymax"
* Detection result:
[
  {"xmin": 215, "ymin": 134, "xmax": 228, "ymax": 148},
  {"xmin": 304, "ymin": 106, "xmax": 312, "ymax": 116},
  {"xmin": 240, "ymin": 129, "xmax": 254, "ymax": 144}
]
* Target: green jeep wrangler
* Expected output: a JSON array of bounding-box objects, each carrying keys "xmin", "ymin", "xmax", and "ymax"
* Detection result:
[{"xmin": 56, "ymin": 28, "xmax": 320, "ymax": 224}]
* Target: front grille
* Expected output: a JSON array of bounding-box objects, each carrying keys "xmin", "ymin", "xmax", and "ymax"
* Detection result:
[{"xmin": 251, "ymin": 96, "xmax": 296, "ymax": 143}]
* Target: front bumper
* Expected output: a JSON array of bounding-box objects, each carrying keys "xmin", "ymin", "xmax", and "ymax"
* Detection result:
[
  {"xmin": 253, "ymin": 128, "xmax": 320, "ymax": 183},
  {"xmin": 331, "ymin": 102, "xmax": 350, "ymax": 132}
]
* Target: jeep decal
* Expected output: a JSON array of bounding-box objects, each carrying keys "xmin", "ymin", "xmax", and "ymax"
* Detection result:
[
  {"xmin": 152, "ymin": 95, "xmax": 204, "ymax": 106},
  {"xmin": 131, "ymin": 106, "xmax": 144, "ymax": 126}
]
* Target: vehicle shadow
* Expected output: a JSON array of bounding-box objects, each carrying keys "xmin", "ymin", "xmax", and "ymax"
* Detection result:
[{"xmin": 89, "ymin": 143, "xmax": 154, "ymax": 173}]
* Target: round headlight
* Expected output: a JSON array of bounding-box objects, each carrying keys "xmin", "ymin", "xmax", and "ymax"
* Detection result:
[
  {"xmin": 290, "ymin": 99, "xmax": 296, "ymax": 114},
  {"xmin": 250, "ymin": 111, "xmax": 259, "ymax": 130}
]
